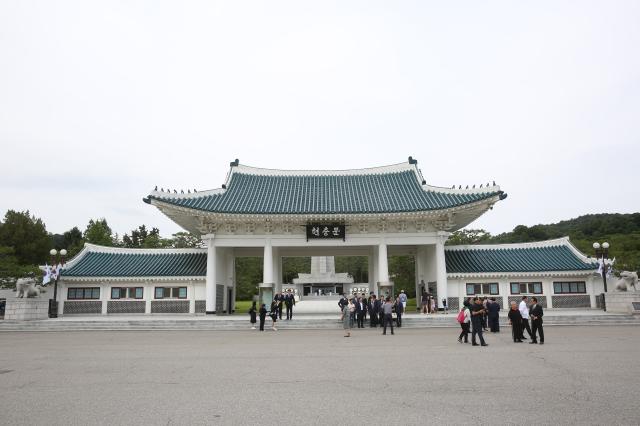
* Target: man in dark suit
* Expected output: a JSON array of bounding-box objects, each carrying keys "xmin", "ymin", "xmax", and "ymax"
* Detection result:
[
  {"xmin": 275, "ymin": 292, "xmax": 284, "ymax": 320},
  {"xmin": 368, "ymin": 294, "xmax": 380, "ymax": 328},
  {"xmin": 530, "ymin": 297, "xmax": 544, "ymax": 344},
  {"xmin": 395, "ymin": 296, "xmax": 404, "ymax": 327},
  {"xmin": 487, "ymin": 297, "xmax": 501, "ymax": 332},
  {"xmin": 284, "ymin": 290, "xmax": 295, "ymax": 320},
  {"xmin": 338, "ymin": 293, "xmax": 348, "ymax": 311},
  {"xmin": 355, "ymin": 296, "xmax": 367, "ymax": 328}
]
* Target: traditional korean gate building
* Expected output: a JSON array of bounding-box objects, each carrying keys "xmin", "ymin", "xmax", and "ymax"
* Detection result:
[{"xmin": 57, "ymin": 158, "xmax": 600, "ymax": 316}]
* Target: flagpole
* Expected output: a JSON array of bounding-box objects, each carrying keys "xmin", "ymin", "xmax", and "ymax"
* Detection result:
[{"xmin": 48, "ymin": 249, "xmax": 67, "ymax": 318}]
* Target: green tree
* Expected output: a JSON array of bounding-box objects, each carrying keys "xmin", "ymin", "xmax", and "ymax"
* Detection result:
[
  {"xmin": 0, "ymin": 210, "xmax": 50, "ymax": 265},
  {"xmin": 170, "ymin": 232, "xmax": 203, "ymax": 248},
  {"xmin": 446, "ymin": 229, "xmax": 492, "ymax": 245},
  {"xmin": 83, "ymin": 218, "xmax": 115, "ymax": 246},
  {"xmin": 235, "ymin": 257, "xmax": 262, "ymax": 300}
]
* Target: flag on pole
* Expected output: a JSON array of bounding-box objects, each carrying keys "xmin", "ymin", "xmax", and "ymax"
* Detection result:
[
  {"xmin": 42, "ymin": 264, "xmax": 51, "ymax": 285},
  {"xmin": 607, "ymin": 258, "xmax": 615, "ymax": 278},
  {"xmin": 596, "ymin": 259, "xmax": 603, "ymax": 275}
]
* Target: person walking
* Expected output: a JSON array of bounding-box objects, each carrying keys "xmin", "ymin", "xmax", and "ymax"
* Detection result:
[
  {"xmin": 507, "ymin": 301, "xmax": 523, "ymax": 342},
  {"xmin": 421, "ymin": 291, "xmax": 429, "ymax": 314},
  {"xmin": 487, "ymin": 297, "xmax": 501, "ymax": 332},
  {"xmin": 342, "ymin": 299, "xmax": 351, "ymax": 337},
  {"xmin": 395, "ymin": 295, "xmax": 404, "ymax": 327},
  {"xmin": 368, "ymin": 294, "xmax": 380, "ymax": 327},
  {"xmin": 470, "ymin": 297, "xmax": 488, "ymax": 346},
  {"xmin": 519, "ymin": 296, "xmax": 533, "ymax": 340},
  {"xmin": 259, "ymin": 303, "xmax": 267, "ymax": 331},
  {"xmin": 457, "ymin": 304, "xmax": 471, "ymax": 343},
  {"xmin": 355, "ymin": 296, "xmax": 366, "ymax": 328},
  {"xmin": 430, "ymin": 296, "xmax": 436, "ymax": 314},
  {"xmin": 249, "ymin": 301, "xmax": 257, "ymax": 330},
  {"xmin": 285, "ymin": 290, "xmax": 295, "ymax": 320},
  {"xmin": 269, "ymin": 299, "xmax": 279, "ymax": 331},
  {"xmin": 276, "ymin": 292, "xmax": 284, "ymax": 320},
  {"xmin": 399, "ymin": 290, "xmax": 408, "ymax": 313},
  {"xmin": 382, "ymin": 297, "xmax": 394, "ymax": 335},
  {"xmin": 530, "ymin": 297, "xmax": 544, "ymax": 345}
]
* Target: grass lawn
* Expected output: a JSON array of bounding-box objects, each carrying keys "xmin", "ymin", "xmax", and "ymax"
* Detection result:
[{"xmin": 233, "ymin": 300, "xmax": 253, "ymax": 315}]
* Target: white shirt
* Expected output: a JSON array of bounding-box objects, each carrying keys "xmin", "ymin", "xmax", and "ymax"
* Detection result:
[{"xmin": 519, "ymin": 300, "xmax": 530, "ymax": 319}]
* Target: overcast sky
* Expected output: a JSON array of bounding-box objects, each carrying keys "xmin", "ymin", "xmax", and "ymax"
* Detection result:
[{"xmin": 1, "ymin": 1, "xmax": 639, "ymax": 238}]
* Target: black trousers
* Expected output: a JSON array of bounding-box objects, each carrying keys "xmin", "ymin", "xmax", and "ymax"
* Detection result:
[
  {"xmin": 531, "ymin": 319, "xmax": 544, "ymax": 343},
  {"xmin": 286, "ymin": 305, "xmax": 293, "ymax": 320},
  {"xmin": 471, "ymin": 320, "xmax": 486, "ymax": 345},
  {"xmin": 511, "ymin": 322, "xmax": 522, "ymax": 341},
  {"xmin": 356, "ymin": 313, "xmax": 364, "ymax": 328},
  {"xmin": 458, "ymin": 322, "xmax": 470, "ymax": 342},
  {"xmin": 522, "ymin": 318, "xmax": 533, "ymax": 338},
  {"xmin": 383, "ymin": 314, "xmax": 394, "ymax": 334},
  {"xmin": 396, "ymin": 313, "xmax": 402, "ymax": 327},
  {"xmin": 370, "ymin": 313, "xmax": 378, "ymax": 327},
  {"xmin": 278, "ymin": 304, "xmax": 283, "ymax": 320},
  {"xmin": 259, "ymin": 316, "xmax": 266, "ymax": 331},
  {"xmin": 488, "ymin": 314, "xmax": 500, "ymax": 332}
]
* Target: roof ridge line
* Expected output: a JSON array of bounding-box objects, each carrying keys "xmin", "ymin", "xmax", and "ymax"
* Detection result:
[
  {"xmin": 81, "ymin": 243, "xmax": 207, "ymax": 255},
  {"xmin": 445, "ymin": 237, "xmax": 575, "ymax": 251},
  {"xmin": 232, "ymin": 161, "xmax": 414, "ymax": 177}
]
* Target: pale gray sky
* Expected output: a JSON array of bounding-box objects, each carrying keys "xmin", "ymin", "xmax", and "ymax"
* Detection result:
[{"xmin": 1, "ymin": 1, "xmax": 639, "ymax": 238}]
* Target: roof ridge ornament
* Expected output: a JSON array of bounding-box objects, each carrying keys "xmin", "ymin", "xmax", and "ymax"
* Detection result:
[
  {"xmin": 408, "ymin": 156, "xmax": 418, "ymax": 165},
  {"xmin": 230, "ymin": 159, "xmax": 239, "ymax": 167}
]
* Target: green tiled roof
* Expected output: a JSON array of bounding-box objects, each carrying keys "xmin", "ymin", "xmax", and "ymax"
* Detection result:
[
  {"xmin": 146, "ymin": 170, "xmax": 504, "ymax": 215},
  {"xmin": 445, "ymin": 244, "xmax": 597, "ymax": 274},
  {"xmin": 64, "ymin": 250, "xmax": 207, "ymax": 277}
]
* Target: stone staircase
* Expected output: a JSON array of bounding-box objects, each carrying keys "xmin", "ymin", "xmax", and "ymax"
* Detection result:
[{"xmin": 0, "ymin": 313, "xmax": 638, "ymax": 331}]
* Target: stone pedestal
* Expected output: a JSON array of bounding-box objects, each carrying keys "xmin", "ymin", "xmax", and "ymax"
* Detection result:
[
  {"xmin": 4, "ymin": 298, "xmax": 50, "ymax": 320},
  {"xmin": 604, "ymin": 292, "xmax": 640, "ymax": 314}
]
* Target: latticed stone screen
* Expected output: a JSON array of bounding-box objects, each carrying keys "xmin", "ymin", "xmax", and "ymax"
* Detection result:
[
  {"xmin": 151, "ymin": 300, "xmax": 189, "ymax": 313},
  {"xmin": 447, "ymin": 297, "xmax": 459, "ymax": 311},
  {"xmin": 507, "ymin": 295, "xmax": 547, "ymax": 308},
  {"xmin": 107, "ymin": 301, "xmax": 146, "ymax": 314},
  {"xmin": 195, "ymin": 300, "xmax": 206, "ymax": 313},
  {"xmin": 63, "ymin": 301, "xmax": 102, "ymax": 315},
  {"xmin": 551, "ymin": 295, "xmax": 591, "ymax": 308}
]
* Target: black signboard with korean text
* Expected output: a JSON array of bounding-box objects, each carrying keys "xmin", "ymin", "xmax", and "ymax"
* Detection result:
[{"xmin": 306, "ymin": 224, "xmax": 345, "ymax": 241}]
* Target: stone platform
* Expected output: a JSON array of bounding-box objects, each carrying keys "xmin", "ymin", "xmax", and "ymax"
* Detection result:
[
  {"xmin": 4, "ymin": 298, "xmax": 49, "ymax": 320},
  {"xmin": 604, "ymin": 292, "xmax": 640, "ymax": 314},
  {"xmin": 0, "ymin": 310, "xmax": 638, "ymax": 331}
]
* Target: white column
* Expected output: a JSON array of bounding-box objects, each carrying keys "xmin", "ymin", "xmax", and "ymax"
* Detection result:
[
  {"xmin": 260, "ymin": 239, "xmax": 275, "ymax": 306},
  {"xmin": 378, "ymin": 241, "xmax": 389, "ymax": 283},
  {"xmin": 101, "ymin": 282, "xmax": 109, "ymax": 315},
  {"xmin": 226, "ymin": 252, "xmax": 235, "ymax": 313},
  {"xmin": 368, "ymin": 250, "xmax": 375, "ymax": 295},
  {"xmin": 189, "ymin": 280, "xmax": 195, "ymax": 314},
  {"xmin": 144, "ymin": 281, "xmax": 152, "ymax": 314},
  {"xmin": 436, "ymin": 233, "xmax": 448, "ymax": 309},
  {"xmin": 263, "ymin": 239, "xmax": 273, "ymax": 285},
  {"xmin": 57, "ymin": 281, "xmax": 65, "ymax": 316},
  {"xmin": 205, "ymin": 234, "xmax": 217, "ymax": 314}
]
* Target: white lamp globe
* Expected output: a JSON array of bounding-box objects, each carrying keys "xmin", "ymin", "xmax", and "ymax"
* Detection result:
[
  {"xmin": 592, "ymin": 242, "xmax": 600, "ymax": 250},
  {"xmin": 602, "ymin": 242, "xmax": 609, "ymax": 249},
  {"xmin": 60, "ymin": 249, "xmax": 68, "ymax": 256},
  {"xmin": 50, "ymin": 249, "xmax": 57, "ymax": 256}
]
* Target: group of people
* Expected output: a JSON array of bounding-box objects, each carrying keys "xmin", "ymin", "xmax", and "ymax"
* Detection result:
[
  {"xmin": 248, "ymin": 290, "xmax": 296, "ymax": 331},
  {"xmin": 338, "ymin": 290, "xmax": 408, "ymax": 337},
  {"xmin": 507, "ymin": 296, "xmax": 544, "ymax": 344},
  {"xmin": 456, "ymin": 295, "xmax": 544, "ymax": 346}
]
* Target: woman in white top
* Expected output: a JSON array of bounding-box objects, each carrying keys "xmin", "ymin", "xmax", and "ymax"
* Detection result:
[{"xmin": 457, "ymin": 305, "xmax": 471, "ymax": 343}]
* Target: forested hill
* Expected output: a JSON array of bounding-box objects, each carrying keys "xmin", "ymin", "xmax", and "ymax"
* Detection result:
[{"xmin": 449, "ymin": 213, "xmax": 640, "ymax": 272}]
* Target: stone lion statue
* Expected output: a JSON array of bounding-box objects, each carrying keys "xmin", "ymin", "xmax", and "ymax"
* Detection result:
[
  {"xmin": 613, "ymin": 271, "xmax": 638, "ymax": 292},
  {"xmin": 16, "ymin": 278, "xmax": 45, "ymax": 298}
]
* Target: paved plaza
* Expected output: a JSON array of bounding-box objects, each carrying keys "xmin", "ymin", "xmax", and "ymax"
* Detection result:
[{"xmin": 1, "ymin": 326, "xmax": 639, "ymax": 425}]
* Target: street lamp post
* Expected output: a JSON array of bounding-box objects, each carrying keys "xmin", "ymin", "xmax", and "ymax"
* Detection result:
[
  {"xmin": 593, "ymin": 242, "xmax": 609, "ymax": 311},
  {"xmin": 48, "ymin": 248, "xmax": 67, "ymax": 318}
]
